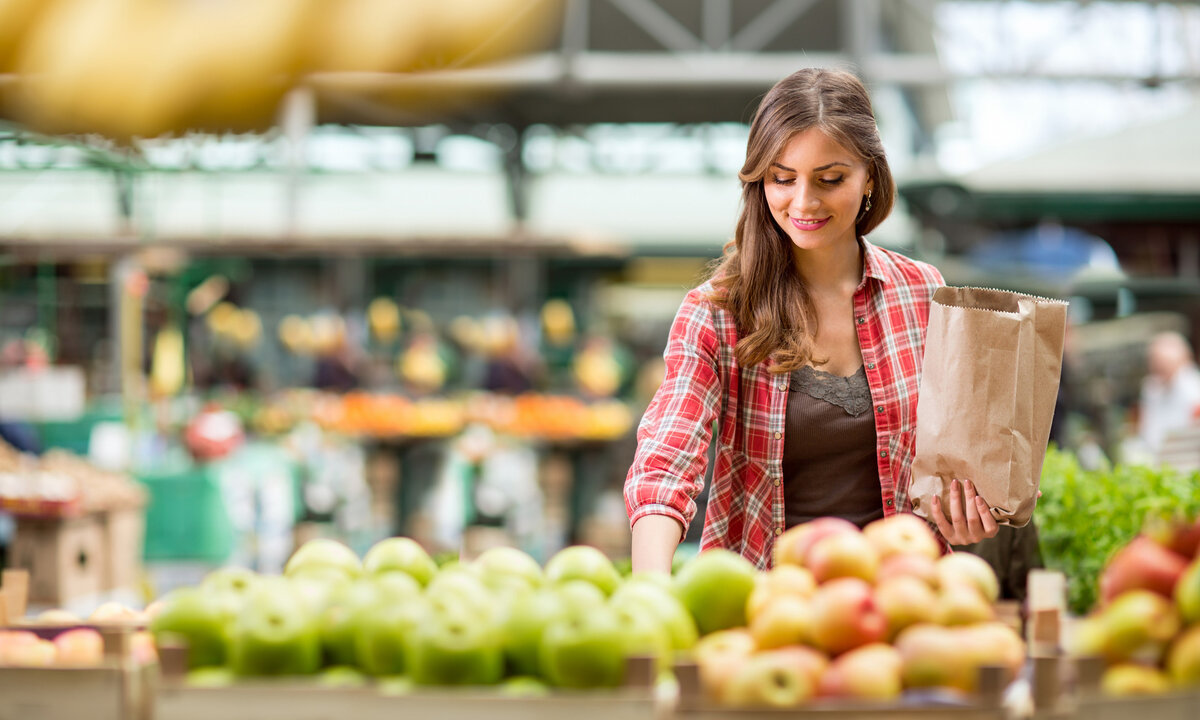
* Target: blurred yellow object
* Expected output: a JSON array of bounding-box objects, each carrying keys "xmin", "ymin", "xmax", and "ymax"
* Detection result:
[
  {"xmin": 206, "ymin": 302, "xmax": 239, "ymax": 337},
  {"xmin": 309, "ymin": 314, "xmax": 346, "ymax": 356},
  {"xmin": 367, "ymin": 297, "xmax": 401, "ymax": 344},
  {"xmin": 449, "ymin": 315, "xmax": 484, "ymax": 352},
  {"xmin": 231, "ymin": 310, "xmax": 262, "ymax": 349},
  {"xmin": 573, "ymin": 346, "xmax": 622, "ymax": 398},
  {"xmin": 398, "ymin": 339, "xmax": 447, "ymax": 392},
  {"xmin": 305, "ymin": 0, "xmax": 424, "ymax": 73},
  {"xmin": 541, "ymin": 299, "xmax": 575, "ymax": 346},
  {"xmin": 7, "ymin": 0, "xmax": 563, "ymax": 138},
  {"xmin": 0, "ymin": 0, "xmax": 50, "ymax": 73},
  {"xmin": 278, "ymin": 314, "xmax": 313, "ymax": 354},
  {"xmin": 150, "ymin": 324, "xmax": 185, "ymax": 397}
]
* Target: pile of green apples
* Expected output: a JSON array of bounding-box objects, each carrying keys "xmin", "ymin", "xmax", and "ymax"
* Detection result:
[
  {"xmin": 149, "ymin": 536, "xmax": 698, "ymax": 690},
  {"xmin": 671, "ymin": 514, "xmax": 1027, "ymax": 707},
  {"xmin": 1068, "ymin": 513, "xmax": 1200, "ymax": 695}
]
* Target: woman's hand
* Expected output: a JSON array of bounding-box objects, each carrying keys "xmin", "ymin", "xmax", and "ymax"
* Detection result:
[{"xmin": 930, "ymin": 479, "xmax": 999, "ymax": 545}]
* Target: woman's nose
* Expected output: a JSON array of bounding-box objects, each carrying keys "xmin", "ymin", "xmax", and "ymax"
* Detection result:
[{"xmin": 790, "ymin": 182, "xmax": 820, "ymax": 211}]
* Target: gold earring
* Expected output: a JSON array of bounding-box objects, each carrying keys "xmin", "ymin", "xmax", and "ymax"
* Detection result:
[{"xmin": 864, "ymin": 192, "xmax": 873, "ymax": 213}]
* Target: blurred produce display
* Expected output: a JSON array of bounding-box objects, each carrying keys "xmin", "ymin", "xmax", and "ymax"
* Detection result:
[
  {"xmin": 0, "ymin": 439, "xmax": 146, "ymax": 517},
  {"xmin": 1036, "ymin": 447, "xmax": 1200, "ymax": 614},
  {"xmin": 1066, "ymin": 510, "xmax": 1200, "ymax": 695},
  {"xmin": 0, "ymin": 0, "xmax": 563, "ymax": 138}
]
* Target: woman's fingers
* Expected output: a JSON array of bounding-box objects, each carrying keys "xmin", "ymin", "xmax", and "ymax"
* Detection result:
[
  {"xmin": 962, "ymin": 480, "xmax": 984, "ymax": 540},
  {"xmin": 931, "ymin": 494, "xmax": 955, "ymax": 541}
]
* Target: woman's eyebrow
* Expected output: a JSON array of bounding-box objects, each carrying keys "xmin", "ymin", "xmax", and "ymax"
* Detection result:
[{"xmin": 770, "ymin": 161, "xmax": 851, "ymax": 172}]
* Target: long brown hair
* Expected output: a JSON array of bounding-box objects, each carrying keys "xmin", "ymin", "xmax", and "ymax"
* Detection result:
[{"xmin": 708, "ymin": 68, "xmax": 895, "ymax": 374}]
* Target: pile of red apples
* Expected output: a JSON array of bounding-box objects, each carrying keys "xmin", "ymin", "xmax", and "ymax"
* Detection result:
[
  {"xmin": 694, "ymin": 514, "xmax": 1026, "ymax": 707},
  {"xmin": 1068, "ymin": 514, "xmax": 1200, "ymax": 695}
]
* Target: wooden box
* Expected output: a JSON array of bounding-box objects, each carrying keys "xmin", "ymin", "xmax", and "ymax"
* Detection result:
[{"xmin": 9, "ymin": 514, "xmax": 106, "ymax": 606}]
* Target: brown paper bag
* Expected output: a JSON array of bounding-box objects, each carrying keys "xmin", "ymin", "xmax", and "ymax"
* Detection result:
[{"xmin": 909, "ymin": 286, "xmax": 1068, "ymax": 528}]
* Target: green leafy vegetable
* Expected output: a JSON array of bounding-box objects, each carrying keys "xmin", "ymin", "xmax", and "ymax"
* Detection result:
[{"xmin": 1036, "ymin": 446, "xmax": 1200, "ymax": 614}]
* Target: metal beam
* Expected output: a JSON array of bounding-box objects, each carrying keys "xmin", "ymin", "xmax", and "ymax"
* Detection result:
[
  {"xmin": 728, "ymin": 0, "xmax": 821, "ymax": 53},
  {"xmin": 702, "ymin": 0, "xmax": 732, "ymax": 51},
  {"xmin": 604, "ymin": 0, "xmax": 702, "ymax": 52}
]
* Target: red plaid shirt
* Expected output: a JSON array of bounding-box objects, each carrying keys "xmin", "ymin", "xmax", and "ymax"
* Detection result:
[{"xmin": 625, "ymin": 240, "xmax": 945, "ymax": 569}]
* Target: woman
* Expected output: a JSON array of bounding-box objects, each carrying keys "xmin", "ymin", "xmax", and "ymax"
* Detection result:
[{"xmin": 625, "ymin": 68, "xmax": 999, "ymax": 573}]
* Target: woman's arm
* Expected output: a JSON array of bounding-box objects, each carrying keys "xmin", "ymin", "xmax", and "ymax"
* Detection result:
[{"xmin": 631, "ymin": 514, "xmax": 685, "ymax": 574}]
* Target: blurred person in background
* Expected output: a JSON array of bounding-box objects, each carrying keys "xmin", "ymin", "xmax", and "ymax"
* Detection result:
[
  {"xmin": 1138, "ymin": 331, "xmax": 1200, "ymax": 455},
  {"xmin": 626, "ymin": 68, "xmax": 999, "ymax": 573}
]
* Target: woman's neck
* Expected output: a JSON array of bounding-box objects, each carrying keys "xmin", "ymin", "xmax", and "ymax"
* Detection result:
[{"xmin": 791, "ymin": 237, "xmax": 863, "ymax": 294}]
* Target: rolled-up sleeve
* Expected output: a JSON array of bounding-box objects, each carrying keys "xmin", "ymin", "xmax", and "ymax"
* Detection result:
[{"xmin": 625, "ymin": 289, "xmax": 723, "ymax": 535}]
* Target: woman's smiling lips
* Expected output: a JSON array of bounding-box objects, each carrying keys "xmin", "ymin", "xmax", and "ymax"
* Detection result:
[{"xmin": 790, "ymin": 217, "xmax": 831, "ymax": 231}]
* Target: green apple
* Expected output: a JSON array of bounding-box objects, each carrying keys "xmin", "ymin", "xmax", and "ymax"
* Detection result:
[
  {"xmin": 426, "ymin": 567, "xmax": 496, "ymax": 620},
  {"xmin": 363, "ymin": 536, "xmax": 438, "ymax": 586},
  {"xmin": 317, "ymin": 665, "xmax": 368, "ymax": 687},
  {"xmin": 228, "ymin": 577, "xmax": 322, "ymax": 676},
  {"xmin": 185, "ymin": 666, "xmax": 237, "ymax": 688},
  {"xmin": 554, "ymin": 579, "xmax": 608, "ymax": 611},
  {"xmin": 501, "ymin": 587, "xmax": 568, "ymax": 677},
  {"xmin": 611, "ymin": 601, "xmax": 671, "ymax": 672},
  {"xmin": 289, "ymin": 572, "xmax": 350, "ymax": 617},
  {"xmin": 544, "ymin": 545, "xmax": 622, "ymax": 596},
  {"xmin": 200, "ymin": 566, "xmax": 260, "ymax": 603},
  {"xmin": 149, "ymin": 587, "xmax": 230, "ymax": 668},
  {"xmin": 672, "ymin": 549, "xmax": 758, "ymax": 635},
  {"xmin": 407, "ymin": 600, "xmax": 505, "ymax": 686},
  {"xmin": 611, "ymin": 581, "xmax": 698, "ymax": 654},
  {"xmin": 502, "ymin": 676, "xmax": 551, "ymax": 697},
  {"xmin": 355, "ymin": 594, "xmax": 430, "ymax": 676},
  {"xmin": 319, "ymin": 579, "xmax": 385, "ymax": 667},
  {"xmin": 285, "ymin": 538, "xmax": 362, "ymax": 581},
  {"xmin": 539, "ymin": 602, "xmax": 628, "ymax": 688},
  {"xmin": 473, "ymin": 546, "xmax": 543, "ymax": 594}
]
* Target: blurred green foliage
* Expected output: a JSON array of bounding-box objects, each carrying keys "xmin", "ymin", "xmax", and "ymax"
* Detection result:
[{"xmin": 1036, "ymin": 446, "xmax": 1200, "ymax": 614}]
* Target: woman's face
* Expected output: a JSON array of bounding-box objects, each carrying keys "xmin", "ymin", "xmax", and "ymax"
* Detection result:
[{"xmin": 762, "ymin": 128, "xmax": 873, "ymax": 253}]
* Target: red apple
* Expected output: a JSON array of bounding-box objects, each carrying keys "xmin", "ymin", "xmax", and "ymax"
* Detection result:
[
  {"xmin": 750, "ymin": 595, "xmax": 814, "ymax": 650},
  {"xmin": 692, "ymin": 629, "xmax": 757, "ymax": 701},
  {"xmin": 721, "ymin": 649, "xmax": 817, "ymax": 707},
  {"xmin": 808, "ymin": 578, "xmax": 887, "ymax": 656},
  {"xmin": 773, "ymin": 517, "xmax": 859, "ymax": 568},
  {"xmin": 936, "ymin": 552, "xmax": 1000, "ymax": 603},
  {"xmin": 53, "ymin": 628, "xmax": 104, "ymax": 666},
  {"xmin": 817, "ymin": 642, "xmax": 902, "ymax": 700},
  {"xmin": 1099, "ymin": 536, "xmax": 1188, "ymax": 604},
  {"xmin": 895, "ymin": 623, "xmax": 977, "ymax": 692},
  {"xmin": 863, "ymin": 514, "xmax": 940, "ymax": 561},
  {"xmin": 745, "ymin": 565, "xmax": 816, "ymax": 623},
  {"xmin": 876, "ymin": 553, "xmax": 939, "ymax": 588},
  {"xmin": 874, "ymin": 575, "xmax": 938, "ymax": 640},
  {"xmin": 806, "ymin": 531, "xmax": 880, "ymax": 584}
]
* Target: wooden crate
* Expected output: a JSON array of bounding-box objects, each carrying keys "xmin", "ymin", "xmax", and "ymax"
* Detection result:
[
  {"xmin": 156, "ymin": 684, "xmax": 660, "ymax": 720},
  {"xmin": 0, "ymin": 628, "xmax": 157, "ymax": 720}
]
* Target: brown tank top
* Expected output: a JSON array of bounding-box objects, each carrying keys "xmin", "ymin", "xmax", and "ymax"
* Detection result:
[{"xmin": 782, "ymin": 364, "xmax": 884, "ymax": 529}]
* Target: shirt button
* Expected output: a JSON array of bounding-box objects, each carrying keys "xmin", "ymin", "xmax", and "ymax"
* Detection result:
[
  {"xmin": 774, "ymin": 431, "xmax": 782, "ymax": 440},
  {"xmin": 774, "ymin": 479, "xmax": 781, "ymax": 487},
  {"xmin": 876, "ymin": 405, "xmax": 884, "ymax": 414},
  {"xmin": 886, "ymin": 499, "xmax": 894, "ymax": 507},
  {"xmin": 880, "ymin": 450, "xmax": 889, "ymax": 458},
  {"xmin": 774, "ymin": 527, "xmax": 782, "ymax": 536},
  {"xmin": 867, "ymin": 362, "xmax": 876, "ymax": 370},
  {"xmin": 856, "ymin": 316, "xmax": 866, "ymax": 325}
]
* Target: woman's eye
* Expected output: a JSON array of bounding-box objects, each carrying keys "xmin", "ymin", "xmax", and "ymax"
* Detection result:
[
  {"xmin": 820, "ymin": 176, "xmax": 845, "ymax": 186},
  {"xmin": 771, "ymin": 175, "xmax": 795, "ymax": 186}
]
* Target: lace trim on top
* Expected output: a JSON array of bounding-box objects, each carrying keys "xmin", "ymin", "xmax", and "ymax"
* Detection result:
[{"xmin": 790, "ymin": 364, "xmax": 871, "ymax": 416}]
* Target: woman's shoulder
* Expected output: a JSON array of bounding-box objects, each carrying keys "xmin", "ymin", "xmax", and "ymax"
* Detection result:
[{"xmin": 863, "ymin": 240, "xmax": 945, "ymax": 288}]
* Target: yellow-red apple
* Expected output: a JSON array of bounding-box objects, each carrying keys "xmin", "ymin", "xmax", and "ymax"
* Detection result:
[
  {"xmin": 808, "ymin": 578, "xmax": 887, "ymax": 656},
  {"xmin": 817, "ymin": 642, "xmax": 902, "ymax": 700},
  {"xmin": 863, "ymin": 514, "xmax": 940, "ymax": 561}
]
